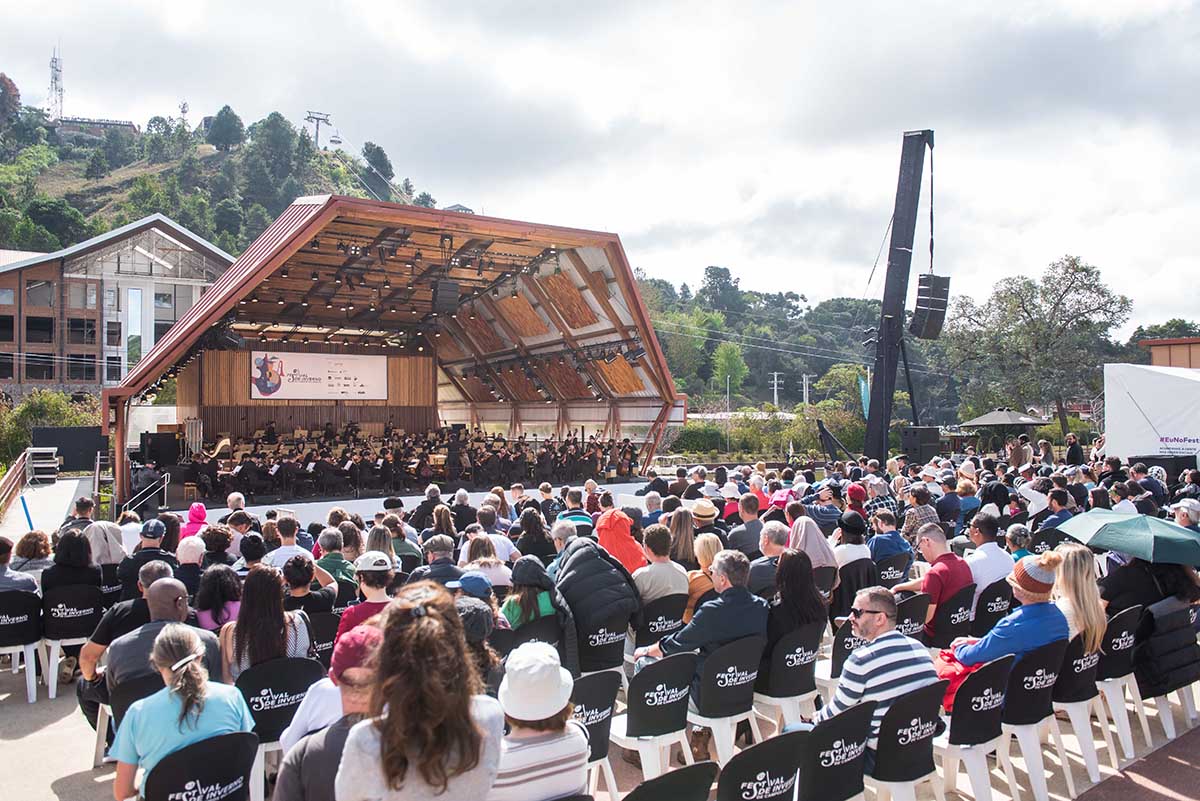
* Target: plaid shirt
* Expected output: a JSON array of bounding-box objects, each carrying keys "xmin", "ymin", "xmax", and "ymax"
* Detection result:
[{"xmin": 864, "ymin": 495, "xmax": 898, "ymax": 517}]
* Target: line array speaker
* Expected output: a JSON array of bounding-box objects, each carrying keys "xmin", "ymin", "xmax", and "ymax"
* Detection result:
[
  {"xmin": 909, "ymin": 273, "xmax": 951, "ymax": 340},
  {"xmin": 433, "ymin": 281, "xmax": 460, "ymax": 314}
]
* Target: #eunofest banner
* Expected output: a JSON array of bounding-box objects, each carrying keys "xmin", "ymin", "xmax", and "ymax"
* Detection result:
[{"xmin": 250, "ymin": 351, "xmax": 388, "ymax": 400}]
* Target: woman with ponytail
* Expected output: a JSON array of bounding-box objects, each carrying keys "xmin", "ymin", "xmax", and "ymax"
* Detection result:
[
  {"xmin": 111, "ymin": 624, "xmax": 254, "ymax": 800},
  {"xmin": 953, "ymin": 550, "xmax": 1069, "ymax": 667},
  {"xmin": 336, "ymin": 581, "xmax": 504, "ymax": 801}
]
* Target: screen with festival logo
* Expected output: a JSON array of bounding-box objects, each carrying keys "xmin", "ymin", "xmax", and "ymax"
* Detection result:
[{"xmin": 250, "ymin": 352, "xmax": 388, "ymax": 400}]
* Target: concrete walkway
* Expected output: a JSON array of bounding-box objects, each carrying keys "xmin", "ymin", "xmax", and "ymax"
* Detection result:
[{"xmin": 0, "ymin": 477, "xmax": 92, "ymax": 539}]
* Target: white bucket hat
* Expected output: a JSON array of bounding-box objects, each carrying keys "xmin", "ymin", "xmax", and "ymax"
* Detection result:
[{"xmin": 498, "ymin": 642, "xmax": 573, "ymax": 721}]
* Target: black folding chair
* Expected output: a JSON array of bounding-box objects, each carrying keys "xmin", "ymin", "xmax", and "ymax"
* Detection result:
[
  {"xmin": 307, "ymin": 612, "xmax": 341, "ymax": 669},
  {"xmin": 142, "ymin": 731, "xmax": 260, "ymax": 801},
  {"xmin": 488, "ymin": 626, "xmax": 516, "ymax": 658},
  {"xmin": 94, "ymin": 673, "xmax": 167, "ymax": 767},
  {"xmin": 398, "ymin": 553, "xmax": 422, "ymax": 574},
  {"xmin": 934, "ymin": 656, "xmax": 1018, "ymax": 801},
  {"xmin": 753, "ymin": 620, "xmax": 824, "ymax": 728},
  {"xmin": 577, "ymin": 610, "xmax": 633, "ymax": 673},
  {"xmin": 875, "ymin": 553, "xmax": 911, "ymax": 589},
  {"xmin": 1054, "ymin": 635, "xmax": 1119, "ymax": 780},
  {"xmin": 895, "ymin": 592, "xmax": 931, "ymax": 639},
  {"xmin": 813, "ymin": 565, "xmax": 837, "ymax": 596},
  {"xmin": 42, "ymin": 584, "xmax": 105, "ymax": 699},
  {"xmin": 1001, "ymin": 638, "xmax": 1073, "ymax": 801},
  {"xmin": 0, "ymin": 590, "xmax": 42, "ymax": 703},
  {"xmin": 925, "ymin": 582, "xmax": 975, "ymax": 648},
  {"xmin": 716, "ymin": 730, "xmax": 807, "ymax": 800},
  {"xmin": 970, "ymin": 578, "xmax": 1012, "ymax": 637},
  {"xmin": 570, "ymin": 670, "xmax": 621, "ymax": 797},
  {"xmin": 794, "ymin": 701, "xmax": 876, "ymax": 801},
  {"xmin": 686, "ymin": 635, "xmax": 767, "ymax": 765},
  {"xmin": 864, "ymin": 679, "xmax": 949, "ymax": 800},
  {"xmin": 1029, "ymin": 527, "xmax": 1063, "ymax": 555},
  {"xmin": 513, "ymin": 613, "xmax": 563, "ymax": 649},
  {"xmin": 621, "ymin": 762, "xmax": 719, "ymax": 801},
  {"xmin": 815, "ymin": 618, "xmax": 865, "ymax": 698},
  {"xmin": 610, "ymin": 652, "xmax": 698, "ymax": 782},
  {"xmin": 235, "ymin": 656, "xmax": 326, "ymax": 799},
  {"xmin": 332, "ymin": 579, "xmax": 359, "ymax": 613},
  {"xmin": 1096, "ymin": 605, "xmax": 1151, "ymax": 759},
  {"xmin": 629, "ymin": 593, "xmax": 687, "ymax": 649}
]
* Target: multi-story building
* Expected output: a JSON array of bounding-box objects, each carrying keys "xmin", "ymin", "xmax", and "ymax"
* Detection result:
[{"xmin": 0, "ymin": 214, "xmax": 233, "ymax": 401}]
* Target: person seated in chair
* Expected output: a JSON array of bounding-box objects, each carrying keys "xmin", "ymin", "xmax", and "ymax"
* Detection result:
[{"xmin": 888, "ymin": 523, "xmax": 972, "ymax": 644}]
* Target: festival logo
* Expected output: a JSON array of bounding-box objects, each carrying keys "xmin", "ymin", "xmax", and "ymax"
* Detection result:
[
  {"xmin": 167, "ymin": 777, "xmax": 245, "ymax": 801},
  {"xmin": 648, "ymin": 615, "xmax": 683, "ymax": 634},
  {"xmin": 252, "ymin": 355, "xmax": 284, "ymax": 396},
  {"xmin": 819, "ymin": 737, "xmax": 867, "ymax": 767},
  {"xmin": 970, "ymin": 687, "xmax": 1005, "ymax": 712},
  {"xmin": 573, "ymin": 702, "xmax": 612, "ymax": 727},
  {"xmin": 716, "ymin": 665, "xmax": 758, "ymax": 688},
  {"xmin": 897, "ymin": 716, "xmax": 937, "ymax": 745},
  {"xmin": 880, "ymin": 566, "xmax": 904, "ymax": 581},
  {"xmin": 1071, "ymin": 652, "xmax": 1100, "ymax": 674},
  {"xmin": 587, "ymin": 627, "xmax": 625, "ymax": 648},
  {"xmin": 1110, "ymin": 631, "xmax": 1135, "ymax": 652},
  {"xmin": 897, "ymin": 619, "xmax": 922, "ymax": 636},
  {"xmin": 950, "ymin": 607, "xmax": 970, "ymax": 625},
  {"xmin": 49, "ymin": 603, "xmax": 95, "ymax": 619},
  {"xmin": 250, "ymin": 687, "xmax": 306, "ymax": 712},
  {"xmin": 739, "ymin": 770, "xmax": 797, "ymax": 800},
  {"xmin": 644, "ymin": 682, "xmax": 689, "ymax": 706},
  {"xmin": 1023, "ymin": 668, "xmax": 1057, "ymax": 691},
  {"xmin": 986, "ymin": 598, "xmax": 1010, "ymax": 614},
  {"xmin": 785, "ymin": 645, "xmax": 818, "ymax": 668},
  {"xmin": 0, "ymin": 613, "xmax": 30, "ymax": 626}
]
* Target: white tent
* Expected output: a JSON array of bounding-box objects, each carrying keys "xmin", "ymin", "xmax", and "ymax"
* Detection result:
[{"xmin": 1103, "ymin": 363, "xmax": 1200, "ymax": 461}]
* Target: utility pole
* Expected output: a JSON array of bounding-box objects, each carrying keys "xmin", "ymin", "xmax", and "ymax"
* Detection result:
[
  {"xmin": 726, "ymin": 375, "xmax": 731, "ymax": 453},
  {"xmin": 305, "ymin": 111, "xmax": 332, "ymax": 150},
  {"xmin": 768, "ymin": 372, "xmax": 784, "ymax": 409},
  {"xmin": 802, "ymin": 373, "xmax": 817, "ymax": 408}
]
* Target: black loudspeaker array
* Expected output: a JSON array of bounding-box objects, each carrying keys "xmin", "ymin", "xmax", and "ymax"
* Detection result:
[
  {"xmin": 909, "ymin": 274, "xmax": 951, "ymax": 340},
  {"xmin": 901, "ymin": 426, "xmax": 942, "ymax": 463},
  {"xmin": 433, "ymin": 281, "xmax": 460, "ymax": 315}
]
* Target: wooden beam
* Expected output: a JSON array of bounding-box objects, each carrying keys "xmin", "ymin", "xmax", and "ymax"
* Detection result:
[
  {"xmin": 281, "ymin": 227, "xmax": 397, "ymax": 317},
  {"xmin": 519, "ymin": 274, "xmax": 620, "ymax": 400},
  {"xmin": 441, "ymin": 315, "xmax": 518, "ymax": 402}
]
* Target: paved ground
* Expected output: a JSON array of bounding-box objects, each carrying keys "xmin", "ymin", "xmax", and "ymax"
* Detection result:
[
  {"xmin": 0, "ymin": 477, "xmax": 92, "ymax": 540},
  {"xmin": 4, "ymin": 662, "xmax": 1198, "ymax": 801}
]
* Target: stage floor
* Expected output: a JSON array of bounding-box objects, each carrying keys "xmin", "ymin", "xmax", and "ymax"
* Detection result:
[{"xmin": 166, "ymin": 481, "xmax": 650, "ymax": 527}]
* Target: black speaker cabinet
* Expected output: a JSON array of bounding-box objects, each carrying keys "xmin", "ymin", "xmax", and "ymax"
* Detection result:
[
  {"xmin": 140, "ymin": 432, "xmax": 178, "ymax": 465},
  {"xmin": 909, "ymin": 274, "xmax": 950, "ymax": 340},
  {"xmin": 901, "ymin": 426, "xmax": 942, "ymax": 463},
  {"xmin": 433, "ymin": 280, "xmax": 460, "ymax": 314}
]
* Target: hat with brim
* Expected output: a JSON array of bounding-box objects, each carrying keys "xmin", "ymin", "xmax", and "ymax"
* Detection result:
[
  {"xmin": 720, "ymin": 482, "xmax": 741, "ymax": 499},
  {"xmin": 498, "ymin": 642, "xmax": 573, "ymax": 721},
  {"xmin": 691, "ymin": 498, "xmax": 719, "ymax": 521}
]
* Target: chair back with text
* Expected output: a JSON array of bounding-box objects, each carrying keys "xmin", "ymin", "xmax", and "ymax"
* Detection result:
[
  {"xmin": 0, "ymin": 591, "xmax": 43, "ymax": 647},
  {"xmin": 970, "ymin": 579, "xmax": 1012, "ymax": 638},
  {"xmin": 895, "ymin": 593, "xmax": 931, "ymax": 639},
  {"xmin": 100, "ymin": 563, "xmax": 123, "ymax": 608},
  {"xmin": 695, "ymin": 635, "xmax": 766, "ymax": 718},
  {"xmin": 513, "ymin": 613, "xmax": 563, "ymax": 649},
  {"xmin": 871, "ymin": 679, "xmax": 948, "ymax": 782},
  {"xmin": 235, "ymin": 657, "xmax": 326, "ymax": 743},
  {"xmin": 716, "ymin": 730, "xmax": 806, "ymax": 800},
  {"xmin": 570, "ymin": 670, "xmax": 621, "ymax": 763},
  {"xmin": 1096, "ymin": 605, "xmax": 1142, "ymax": 681},
  {"xmin": 41, "ymin": 585, "xmax": 105, "ymax": 641},
  {"xmin": 829, "ymin": 558, "xmax": 879, "ymax": 621},
  {"xmin": 876, "ymin": 553, "xmax": 910, "ymax": 589},
  {"xmin": 110, "ymin": 673, "xmax": 167, "ymax": 731},
  {"xmin": 813, "ymin": 566, "xmax": 837, "ymax": 596},
  {"xmin": 332, "ymin": 580, "xmax": 359, "ymax": 613},
  {"xmin": 142, "ymin": 731, "xmax": 259, "ymax": 801},
  {"xmin": 1001, "ymin": 638, "xmax": 1069, "ymax": 726},
  {"xmin": 1029, "ymin": 527, "xmax": 1063, "ymax": 555},
  {"xmin": 795, "ymin": 701, "xmax": 876, "ymax": 801},
  {"xmin": 307, "ymin": 612, "xmax": 341, "ymax": 669},
  {"xmin": 947, "ymin": 655, "xmax": 1015, "ymax": 746},
  {"xmin": 1053, "ymin": 634, "xmax": 1101, "ymax": 704},
  {"xmin": 625, "ymin": 652, "xmax": 697, "ymax": 737},
  {"xmin": 830, "ymin": 618, "xmax": 867, "ymax": 679},
  {"xmin": 577, "ymin": 610, "xmax": 632, "ymax": 672},
  {"xmin": 398, "ymin": 553, "xmax": 422, "ymax": 574},
  {"xmin": 926, "ymin": 582, "xmax": 975, "ymax": 648},
  {"xmin": 622, "ymin": 762, "xmax": 719, "ymax": 801},
  {"xmin": 756, "ymin": 621, "xmax": 824, "ymax": 697},
  {"xmin": 632, "ymin": 593, "xmax": 687, "ymax": 648}
]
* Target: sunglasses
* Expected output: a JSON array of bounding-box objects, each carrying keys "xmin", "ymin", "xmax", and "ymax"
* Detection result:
[{"xmin": 849, "ymin": 607, "xmax": 886, "ymax": 619}]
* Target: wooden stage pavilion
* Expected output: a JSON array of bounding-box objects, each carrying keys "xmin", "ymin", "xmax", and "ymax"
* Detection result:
[{"xmin": 101, "ymin": 195, "xmax": 685, "ymax": 502}]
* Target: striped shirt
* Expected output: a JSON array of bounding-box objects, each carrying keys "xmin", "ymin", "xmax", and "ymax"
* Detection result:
[
  {"xmin": 486, "ymin": 720, "xmax": 590, "ymax": 801},
  {"xmin": 813, "ymin": 629, "xmax": 938, "ymax": 749}
]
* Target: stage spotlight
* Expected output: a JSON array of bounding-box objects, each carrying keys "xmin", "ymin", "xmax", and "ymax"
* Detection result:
[
  {"xmin": 311, "ymin": 271, "xmax": 319, "ymax": 281},
  {"xmin": 301, "ymin": 300, "xmax": 309, "ymax": 307},
  {"xmin": 280, "ymin": 267, "xmax": 289, "ymax": 279},
  {"xmin": 604, "ymin": 351, "xmax": 619, "ymax": 364},
  {"xmin": 325, "ymin": 300, "xmax": 333, "ymax": 309},
  {"xmin": 383, "ymin": 276, "xmax": 391, "ymax": 288},
  {"xmin": 440, "ymin": 233, "xmax": 453, "ymax": 249},
  {"xmin": 250, "ymin": 297, "xmax": 259, "ymax": 303},
  {"xmin": 334, "ymin": 275, "xmax": 343, "ymax": 284},
  {"xmin": 511, "ymin": 284, "xmax": 518, "ymax": 298},
  {"xmin": 276, "ymin": 297, "xmax": 285, "ymax": 305},
  {"xmin": 492, "ymin": 287, "xmax": 499, "ymax": 298},
  {"xmin": 625, "ymin": 346, "xmax": 646, "ymax": 363},
  {"xmin": 337, "ymin": 241, "xmax": 348, "ymax": 254},
  {"xmin": 310, "ymin": 238, "xmax": 320, "ymax": 249}
]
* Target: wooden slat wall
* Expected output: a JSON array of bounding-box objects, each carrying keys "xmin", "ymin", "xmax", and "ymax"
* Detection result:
[
  {"xmin": 200, "ymin": 405, "xmax": 438, "ymax": 437},
  {"xmin": 495, "ymin": 294, "xmax": 549, "ymax": 337},
  {"xmin": 493, "ymin": 367, "xmax": 543, "ymax": 403},
  {"xmin": 458, "ymin": 313, "xmax": 506, "ymax": 354},
  {"xmin": 592, "ymin": 357, "xmax": 645, "ymax": 395},
  {"xmin": 540, "ymin": 360, "xmax": 592, "ymax": 400},
  {"xmin": 538, "ymin": 272, "xmax": 598, "ymax": 328},
  {"xmin": 175, "ymin": 361, "xmax": 200, "ymax": 419}
]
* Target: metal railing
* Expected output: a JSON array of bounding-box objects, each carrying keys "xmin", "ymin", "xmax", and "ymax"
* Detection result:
[
  {"xmin": 93, "ymin": 450, "xmax": 115, "ymax": 521},
  {"xmin": 120, "ymin": 471, "xmax": 171, "ymax": 517},
  {"xmin": 0, "ymin": 452, "xmax": 29, "ymax": 525}
]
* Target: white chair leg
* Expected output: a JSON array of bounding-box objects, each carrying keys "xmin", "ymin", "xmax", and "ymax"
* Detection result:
[
  {"xmin": 1092, "ymin": 696, "xmax": 1119, "ymax": 771},
  {"xmin": 677, "ymin": 733, "xmax": 694, "ymax": 766},
  {"xmin": 46, "ymin": 641, "xmax": 62, "ymax": 699},
  {"xmin": 1128, "ymin": 679, "xmax": 1153, "ymax": 747},
  {"xmin": 639, "ymin": 742, "xmax": 663, "ymax": 780},
  {"xmin": 999, "ymin": 736, "xmax": 1021, "ymax": 801},
  {"xmin": 961, "ymin": 750, "xmax": 994, "ymax": 801},
  {"xmin": 1153, "ymin": 695, "xmax": 1177, "ymax": 740},
  {"xmin": 710, "ymin": 720, "xmax": 736, "ymax": 765},
  {"xmin": 22, "ymin": 644, "xmax": 37, "ymax": 703},
  {"xmin": 1011, "ymin": 726, "xmax": 1049, "ymax": 801},
  {"xmin": 1178, "ymin": 686, "xmax": 1196, "ymax": 724},
  {"xmin": 930, "ymin": 773, "xmax": 946, "ymax": 801},
  {"xmin": 1047, "ymin": 716, "xmax": 1076, "ymax": 800},
  {"xmin": 1099, "ymin": 682, "xmax": 1135, "ymax": 760},
  {"xmin": 598, "ymin": 758, "xmax": 617, "ymax": 799},
  {"xmin": 747, "ymin": 713, "xmax": 764, "ymax": 744},
  {"xmin": 93, "ymin": 705, "xmax": 110, "ymax": 768},
  {"xmin": 1061, "ymin": 701, "xmax": 1101, "ymax": 783},
  {"xmin": 941, "ymin": 753, "xmax": 960, "ymax": 796},
  {"xmin": 250, "ymin": 746, "xmax": 265, "ymax": 801}
]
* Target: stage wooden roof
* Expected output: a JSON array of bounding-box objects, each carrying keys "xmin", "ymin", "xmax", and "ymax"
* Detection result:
[{"xmin": 102, "ymin": 195, "xmax": 677, "ymax": 424}]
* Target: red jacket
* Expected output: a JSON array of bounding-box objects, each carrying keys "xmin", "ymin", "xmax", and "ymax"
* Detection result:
[{"xmin": 595, "ymin": 509, "xmax": 647, "ymax": 575}]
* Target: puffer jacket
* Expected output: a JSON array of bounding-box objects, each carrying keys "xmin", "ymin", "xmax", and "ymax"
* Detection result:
[
  {"xmin": 1133, "ymin": 595, "xmax": 1200, "ymax": 699},
  {"xmin": 510, "ymin": 556, "xmax": 580, "ymax": 677},
  {"xmin": 180, "ymin": 502, "xmax": 208, "ymax": 539},
  {"xmin": 554, "ymin": 537, "xmax": 643, "ymax": 636}
]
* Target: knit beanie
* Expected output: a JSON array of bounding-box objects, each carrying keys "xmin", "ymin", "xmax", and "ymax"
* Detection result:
[{"xmin": 1007, "ymin": 551, "xmax": 1063, "ymax": 602}]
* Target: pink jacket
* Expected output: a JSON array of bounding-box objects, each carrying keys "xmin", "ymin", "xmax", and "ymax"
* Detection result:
[{"xmin": 180, "ymin": 502, "xmax": 208, "ymax": 539}]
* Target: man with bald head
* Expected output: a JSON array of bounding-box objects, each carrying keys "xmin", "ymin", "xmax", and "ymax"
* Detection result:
[{"xmin": 106, "ymin": 578, "xmax": 221, "ymax": 690}]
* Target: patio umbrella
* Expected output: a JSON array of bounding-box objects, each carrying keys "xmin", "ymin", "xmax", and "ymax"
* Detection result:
[{"xmin": 1055, "ymin": 508, "xmax": 1200, "ymax": 565}]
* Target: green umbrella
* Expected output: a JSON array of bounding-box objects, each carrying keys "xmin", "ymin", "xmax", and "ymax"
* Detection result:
[{"xmin": 1055, "ymin": 508, "xmax": 1200, "ymax": 565}]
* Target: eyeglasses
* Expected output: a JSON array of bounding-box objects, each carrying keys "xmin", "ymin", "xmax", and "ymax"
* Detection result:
[{"xmin": 849, "ymin": 607, "xmax": 886, "ymax": 618}]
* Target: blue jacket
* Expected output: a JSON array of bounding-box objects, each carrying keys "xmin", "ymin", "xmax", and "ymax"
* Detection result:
[
  {"xmin": 954, "ymin": 601, "xmax": 1068, "ymax": 666},
  {"xmin": 660, "ymin": 585, "xmax": 768, "ymax": 699},
  {"xmin": 1039, "ymin": 509, "xmax": 1073, "ymax": 531},
  {"xmin": 868, "ymin": 529, "xmax": 913, "ymax": 575}
]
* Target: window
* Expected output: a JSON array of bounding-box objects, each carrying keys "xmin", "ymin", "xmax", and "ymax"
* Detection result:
[
  {"xmin": 87, "ymin": 284, "xmax": 98, "ymax": 308},
  {"xmin": 68, "ymin": 282, "xmax": 98, "ymax": 309},
  {"xmin": 0, "ymin": 288, "xmax": 14, "ymax": 305},
  {"xmin": 104, "ymin": 288, "xmax": 118, "ymax": 310},
  {"xmin": 0, "ymin": 315, "xmax": 12, "ymax": 342},
  {"xmin": 106, "ymin": 321, "xmax": 122, "ymax": 346},
  {"xmin": 154, "ymin": 320, "xmax": 174, "ymax": 342},
  {"xmin": 67, "ymin": 354, "xmax": 97, "ymax": 381},
  {"xmin": 127, "ymin": 287, "xmax": 142, "ymax": 364},
  {"xmin": 0, "ymin": 354, "xmax": 12, "ymax": 380},
  {"xmin": 25, "ymin": 353, "xmax": 55, "ymax": 380},
  {"xmin": 105, "ymin": 355, "xmax": 123, "ymax": 382},
  {"xmin": 26, "ymin": 280, "xmax": 55, "ymax": 307},
  {"xmin": 155, "ymin": 290, "xmax": 175, "ymax": 313},
  {"xmin": 68, "ymin": 318, "xmax": 97, "ymax": 345},
  {"xmin": 26, "ymin": 316, "xmax": 54, "ymax": 343}
]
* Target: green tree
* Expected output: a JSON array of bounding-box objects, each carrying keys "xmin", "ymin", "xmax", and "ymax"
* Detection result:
[
  {"xmin": 0, "ymin": 389, "xmax": 100, "ymax": 462},
  {"xmin": 400, "ymin": 177, "xmax": 415, "ymax": 198},
  {"xmin": 84, "ymin": 148, "xmax": 109, "ymax": 179},
  {"xmin": 0, "ymin": 207, "xmax": 60, "ymax": 250},
  {"xmin": 240, "ymin": 150, "xmax": 277, "ymax": 213},
  {"xmin": 209, "ymin": 158, "xmax": 238, "ymax": 203},
  {"xmin": 143, "ymin": 115, "xmax": 174, "ymax": 162},
  {"xmin": 293, "ymin": 128, "xmax": 315, "ymax": 182},
  {"xmin": 242, "ymin": 203, "xmax": 272, "ymax": 248},
  {"xmin": 248, "ymin": 112, "xmax": 297, "ymax": 182},
  {"xmin": 696, "ymin": 266, "xmax": 746, "ymax": 316},
  {"xmin": 413, "ymin": 191, "xmax": 436, "ymax": 208},
  {"xmin": 213, "ymin": 197, "xmax": 243, "ymax": 237},
  {"xmin": 177, "ymin": 150, "xmax": 201, "ymax": 189},
  {"xmin": 206, "ymin": 105, "xmax": 246, "ymax": 151},
  {"xmin": 24, "ymin": 197, "xmax": 93, "ymax": 245},
  {"xmin": 943, "ymin": 254, "xmax": 1131, "ymax": 434},
  {"xmin": 361, "ymin": 141, "xmax": 395, "ymax": 199},
  {"xmin": 101, "ymin": 128, "xmax": 137, "ymax": 169},
  {"xmin": 814, "ymin": 363, "xmax": 867, "ymax": 413},
  {"xmin": 126, "ymin": 175, "xmax": 167, "ymax": 217},
  {"xmin": 712, "ymin": 341, "xmax": 749, "ymax": 394}
]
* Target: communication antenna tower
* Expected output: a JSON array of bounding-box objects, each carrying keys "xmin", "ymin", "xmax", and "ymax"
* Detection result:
[{"xmin": 46, "ymin": 48, "xmax": 64, "ymax": 122}]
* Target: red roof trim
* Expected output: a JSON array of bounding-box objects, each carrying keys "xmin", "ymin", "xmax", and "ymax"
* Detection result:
[{"xmin": 1138, "ymin": 337, "xmax": 1200, "ymax": 347}]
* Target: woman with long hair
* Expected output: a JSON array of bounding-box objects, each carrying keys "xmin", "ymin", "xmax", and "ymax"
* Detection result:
[
  {"xmin": 513, "ymin": 507, "xmax": 555, "ymax": 564},
  {"xmin": 39, "ymin": 532, "xmax": 101, "ymax": 594},
  {"xmin": 218, "ymin": 565, "xmax": 311, "ymax": 682},
  {"xmin": 759, "ymin": 549, "xmax": 827, "ymax": 683},
  {"xmin": 465, "ymin": 536, "xmax": 513, "ymax": 588},
  {"xmin": 1053, "ymin": 542, "xmax": 1106, "ymax": 654},
  {"xmin": 420, "ymin": 505, "xmax": 458, "ymax": 543},
  {"xmin": 336, "ymin": 582, "xmax": 504, "ymax": 800},
  {"xmin": 501, "ymin": 561, "xmax": 555, "ymax": 630},
  {"xmin": 365, "ymin": 525, "xmax": 398, "ymax": 566},
  {"xmin": 683, "ymin": 533, "xmax": 725, "ymax": 622},
  {"xmin": 490, "ymin": 486, "xmax": 513, "ymax": 522},
  {"xmin": 339, "ymin": 521, "xmax": 364, "ymax": 562},
  {"xmin": 667, "ymin": 508, "xmax": 698, "ymax": 571},
  {"xmin": 195, "ymin": 564, "xmax": 242, "ymax": 631},
  {"xmin": 157, "ymin": 512, "xmax": 182, "ymax": 555},
  {"xmin": 111, "ymin": 624, "xmax": 254, "ymax": 801},
  {"xmin": 1089, "ymin": 486, "xmax": 1111, "ymax": 510}
]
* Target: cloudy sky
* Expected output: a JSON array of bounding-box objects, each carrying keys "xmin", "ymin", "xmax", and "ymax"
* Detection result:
[{"xmin": 4, "ymin": 1, "xmax": 1198, "ymax": 337}]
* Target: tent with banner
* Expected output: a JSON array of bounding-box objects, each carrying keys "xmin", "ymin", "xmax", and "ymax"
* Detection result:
[{"xmin": 1104, "ymin": 363, "xmax": 1200, "ymax": 463}]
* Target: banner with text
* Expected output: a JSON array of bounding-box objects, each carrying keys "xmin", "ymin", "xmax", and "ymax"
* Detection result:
[{"xmin": 250, "ymin": 352, "xmax": 388, "ymax": 400}]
